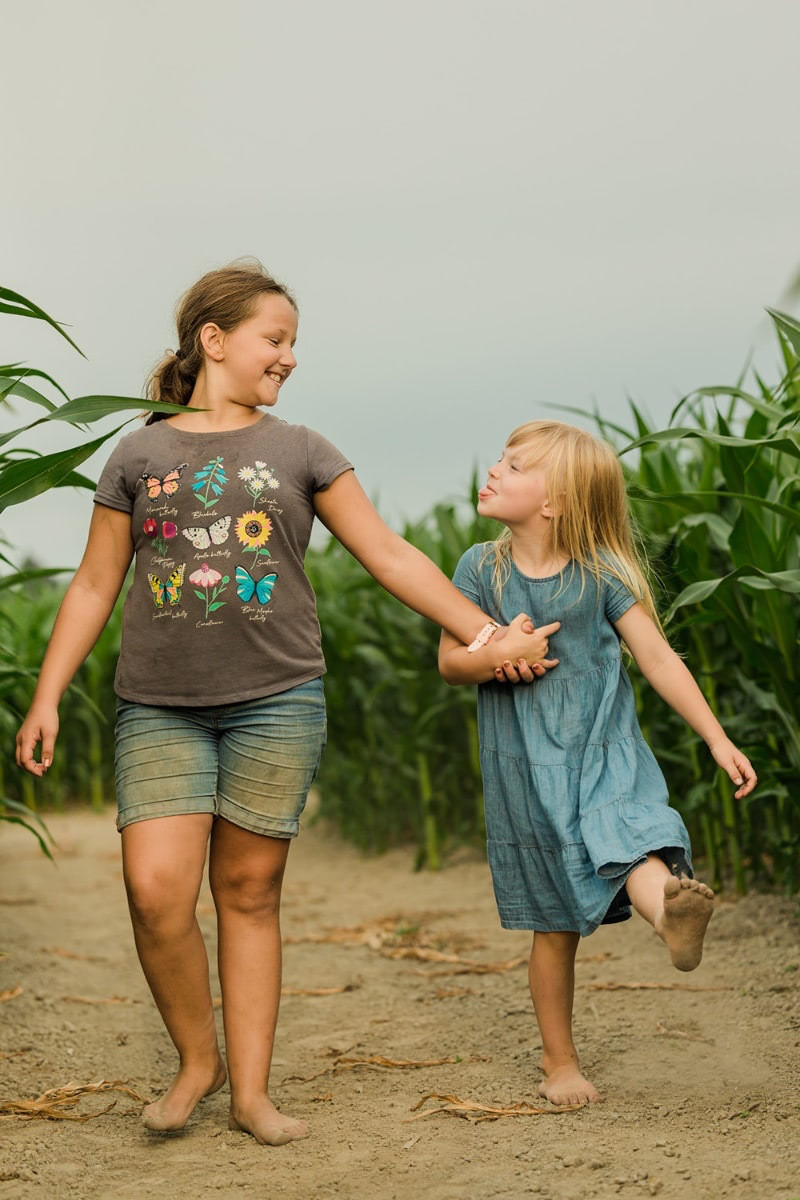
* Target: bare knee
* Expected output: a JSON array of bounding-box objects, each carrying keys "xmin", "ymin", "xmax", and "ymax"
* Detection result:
[
  {"xmin": 124, "ymin": 869, "xmax": 197, "ymax": 938},
  {"xmin": 210, "ymin": 865, "xmax": 284, "ymax": 920}
]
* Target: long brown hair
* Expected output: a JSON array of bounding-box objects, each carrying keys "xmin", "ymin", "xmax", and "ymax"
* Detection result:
[
  {"xmin": 484, "ymin": 420, "xmax": 662, "ymax": 628},
  {"xmin": 145, "ymin": 259, "xmax": 297, "ymax": 423}
]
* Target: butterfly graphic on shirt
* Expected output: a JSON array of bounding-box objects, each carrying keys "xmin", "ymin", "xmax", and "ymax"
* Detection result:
[
  {"xmin": 181, "ymin": 515, "xmax": 231, "ymax": 550},
  {"xmin": 140, "ymin": 463, "xmax": 188, "ymax": 501},
  {"xmin": 147, "ymin": 564, "xmax": 186, "ymax": 608},
  {"xmin": 235, "ymin": 566, "xmax": 278, "ymax": 605}
]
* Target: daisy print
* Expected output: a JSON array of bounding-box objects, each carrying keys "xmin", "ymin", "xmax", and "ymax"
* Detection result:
[
  {"xmin": 235, "ymin": 509, "xmax": 273, "ymax": 564},
  {"xmin": 238, "ymin": 460, "xmax": 280, "ymax": 503}
]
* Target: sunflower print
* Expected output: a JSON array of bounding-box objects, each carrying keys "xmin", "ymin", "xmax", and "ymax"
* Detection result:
[{"xmin": 235, "ymin": 510, "xmax": 273, "ymax": 561}]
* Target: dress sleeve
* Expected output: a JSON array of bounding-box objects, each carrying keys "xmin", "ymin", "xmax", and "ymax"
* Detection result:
[
  {"xmin": 305, "ymin": 427, "xmax": 354, "ymax": 492},
  {"xmin": 452, "ymin": 546, "xmax": 483, "ymax": 606},
  {"xmin": 603, "ymin": 571, "xmax": 638, "ymax": 623},
  {"xmin": 93, "ymin": 434, "xmax": 136, "ymax": 514}
]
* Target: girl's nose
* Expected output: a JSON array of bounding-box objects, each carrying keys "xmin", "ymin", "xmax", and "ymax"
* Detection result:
[
  {"xmin": 282, "ymin": 348, "xmax": 297, "ymax": 370},
  {"xmin": 487, "ymin": 462, "xmax": 500, "ymax": 478}
]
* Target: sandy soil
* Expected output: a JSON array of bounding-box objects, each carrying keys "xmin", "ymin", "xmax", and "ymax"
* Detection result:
[{"xmin": 1, "ymin": 810, "xmax": 798, "ymax": 1200}]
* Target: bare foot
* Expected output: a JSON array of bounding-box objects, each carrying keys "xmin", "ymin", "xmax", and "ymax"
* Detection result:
[
  {"xmin": 538, "ymin": 1065, "xmax": 601, "ymax": 1107},
  {"xmin": 142, "ymin": 1057, "xmax": 227, "ymax": 1132},
  {"xmin": 657, "ymin": 875, "xmax": 714, "ymax": 971},
  {"xmin": 228, "ymin": 1097, "xmax": 309, "ymax": 1146}
]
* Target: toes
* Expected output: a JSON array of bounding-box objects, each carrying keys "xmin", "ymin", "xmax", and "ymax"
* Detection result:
[{"xmin": 664, "ymin": 875, "xmax": 681, "ymax": 898}]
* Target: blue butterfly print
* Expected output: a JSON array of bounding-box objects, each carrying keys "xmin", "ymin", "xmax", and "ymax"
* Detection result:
[{"xmin": 235, "ymin": 566, "xmax": 277, "ymax": 604}]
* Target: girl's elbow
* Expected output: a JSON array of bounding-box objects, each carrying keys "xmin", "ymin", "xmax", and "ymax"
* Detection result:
[{"xmin": 437, "ymin": 656, "xmax": 461, "ymax": 686}]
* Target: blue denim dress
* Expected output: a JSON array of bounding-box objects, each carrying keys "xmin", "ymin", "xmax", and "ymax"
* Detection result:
[{"xmin": 453, "ymin": 545, "xmax": 692, "ymax": 935}]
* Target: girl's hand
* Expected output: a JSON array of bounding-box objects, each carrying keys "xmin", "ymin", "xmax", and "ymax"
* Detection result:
[
  {"xmin": 16, "ymin": 704, "xmax": 60, "ymax": 777},
  {"xmin": 493, "ymin": 615, "xmax": 560, "ymax": 684},
  {"xmin": 708, "ymin": 736, "xmax": 757, "ymax": 799}
]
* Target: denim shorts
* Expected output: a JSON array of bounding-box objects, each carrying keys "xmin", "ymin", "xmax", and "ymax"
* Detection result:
[{"xmin": 114, "ymin": 679, "xmax": 327, "ymax": 837}]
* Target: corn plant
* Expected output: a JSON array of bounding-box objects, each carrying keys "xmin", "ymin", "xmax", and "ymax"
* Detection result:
[
  {"xmin": 307, "ymin": 481, "xmax": 494, "ymax": 867},
  {"xmin": 568, "ymin": 308, "xmax": 799, "ymax": 892},
  {"xmin": 0, "ymin": 287, "xmax": 183, "ymax": 845},
  {"xmin": 310, "ymin": 314, "xmax": 798, "ymax": 891}
]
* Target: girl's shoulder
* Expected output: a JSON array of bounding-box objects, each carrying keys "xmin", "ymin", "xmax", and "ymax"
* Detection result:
[
  {"xmin": 453, "ymin": 541, "xmax": 497, "ymax": 585},
  {"xmin": 457, "ymin": 541, "xmax": 495, "ymax": 569}
]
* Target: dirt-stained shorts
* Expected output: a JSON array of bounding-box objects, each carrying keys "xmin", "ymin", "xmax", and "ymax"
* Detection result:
[{"xmin": 114, "ymin": 679, "xmax": 326, "ymax": 837}]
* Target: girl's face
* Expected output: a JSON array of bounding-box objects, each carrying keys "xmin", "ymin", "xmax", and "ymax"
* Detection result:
[
  {"xmin": 478, "ymin": 443, "xmax": 551, "ymax": 527},
  {"xmin": 213, "ymin": 293, "xmax": 298, "ymax": 408}
]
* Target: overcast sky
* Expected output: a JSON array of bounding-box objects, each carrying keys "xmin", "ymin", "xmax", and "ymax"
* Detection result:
[{"xmin": 2, "ymin": 0, "xmax": 799, "ymax": 568}]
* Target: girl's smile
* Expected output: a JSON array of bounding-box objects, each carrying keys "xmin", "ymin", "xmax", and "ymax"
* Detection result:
[{"xmin": 217, "ymin": 293, "xmax": 298, "ymax": 409}]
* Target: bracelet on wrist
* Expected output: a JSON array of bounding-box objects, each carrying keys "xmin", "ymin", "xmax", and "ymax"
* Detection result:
[{"xmin": 466, "ymin": 620, "xmax": 500, "ymax": 653}]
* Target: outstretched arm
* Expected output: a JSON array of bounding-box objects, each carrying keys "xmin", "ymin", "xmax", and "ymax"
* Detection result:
[
  {"xmin": 313, "ymin": 470, "xmax": 559, "ymax": 658},
  {"xmin": 614, "ymin": 602, "xmax": 757, "ymax": 799},
  {"xmin": 16, "ymin": 504, "xmax": 134, "ymax": 776}
]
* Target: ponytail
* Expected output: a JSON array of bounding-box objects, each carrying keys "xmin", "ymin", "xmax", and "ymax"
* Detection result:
[{"xmin": 144, "ymin": 259, "xmax": 297, "ymax": 425}]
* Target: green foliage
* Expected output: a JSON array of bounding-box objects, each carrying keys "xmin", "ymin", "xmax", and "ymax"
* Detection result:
[
  {"xmin": 564, "ymin": 308, "xmax": 800, "ymax": 893},
  {"xmin": 307, "ymin": 478, "xmax": 495, "ymax": 867},
  {"xmin": 3, "ymin": 289, "xmax": 797, "ymax": 894},
  {"xmin": 309, "ymin": 312, "xmax": 799, "ymax": 891},
  {"xmin": 0, "ymin": 286, "xmax": 186, "ymax": 844}
]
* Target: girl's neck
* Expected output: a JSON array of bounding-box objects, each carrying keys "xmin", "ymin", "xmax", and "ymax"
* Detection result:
[
  {"xmin": 509, "ymin": 529, "xmax": 568, "ymax": 578},
  {"xmin": 167, "ymin": 378, "xmax": 266, "ymax": 433}
]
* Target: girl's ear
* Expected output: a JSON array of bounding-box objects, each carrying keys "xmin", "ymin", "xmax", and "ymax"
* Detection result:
[
  {"xmin": 199, "ymin": 321, "xmax": 225, "ymax": 362},
  {"xmin": 542, "ymin": 495, "xmax": 556, "ymax": 519}
]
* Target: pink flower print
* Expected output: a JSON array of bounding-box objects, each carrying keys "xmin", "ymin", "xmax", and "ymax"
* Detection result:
[
  {"xmin": 190, "ymin": 563, "xmax": 223, "ymax": 588},
  {"xmin": 189, "ymin": 563, "xmax": 229, "ymax": 619},
  {"xmin": 143, "ymin": 518, "xmax": 158, "ymax": 537},
  {"xmin": 162, "ymin": 522, "xmax": 178, "ymax": 540}
]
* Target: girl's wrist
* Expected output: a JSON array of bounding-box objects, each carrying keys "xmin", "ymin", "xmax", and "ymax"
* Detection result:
[{"xmin": 466, "ymin": 620, "xmax": 499, "ymax": 653}]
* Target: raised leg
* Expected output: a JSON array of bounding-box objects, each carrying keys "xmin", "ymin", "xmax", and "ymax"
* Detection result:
[
  {"xmin": 530, "ymin": 929, "xmax": 600, "ymax": 1106},
  {"xmin": 121, "ymin": 813, "xmax": 227, "ymax": 1131},
  {"xmin": 209, "ymin": 817, "xmax": 308, "ymax": 1146},
  {"xmin": 625, "ymin": 853, "xmax": 714, "ymax": 971}
]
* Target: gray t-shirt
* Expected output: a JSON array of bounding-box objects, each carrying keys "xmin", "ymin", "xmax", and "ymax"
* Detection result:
[{"xmin": 94, "ymin": 413, "xmax": 352, "ymax": 706}]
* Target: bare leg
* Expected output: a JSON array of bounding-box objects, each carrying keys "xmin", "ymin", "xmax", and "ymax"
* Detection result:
[
  {"xmin": 209, "ymin": 818, "xmax": 308, "ymax": 1146},
  {"xmin": 122, "ymin": 814, "xmax": 227, "ymax": 1131},
  {"xmin": 530, "ymin": 930, "xmax": 601, "ymax": 1106},
  {"xmin": 625, "ymin": 854, "xmax": 714, "ymax": 971}
]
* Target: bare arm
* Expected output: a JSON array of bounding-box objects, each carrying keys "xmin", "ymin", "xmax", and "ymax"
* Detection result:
[
  {"xmin": 438, "ymin": 616, "xmax": 561, "ymax": 685},
  {"xmin": 614, "ymin": 602, "xmax": 757, "ymax": 799},
  {"xmin": 16, "ymin": 504, "xmax": 134, "ymax": 775},
  {"xmin": 312, "ymin": 470, "xmax": 500, "ymax": 644}
]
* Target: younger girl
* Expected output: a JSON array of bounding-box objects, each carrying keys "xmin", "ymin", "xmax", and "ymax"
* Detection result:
[
  {"xmin": 15, "ymin": 264, "xmax": 558, "ymax": 1146},
  {"xmin": 439, "ymin": 420, "xmax": 756, "ymax": 1107}
]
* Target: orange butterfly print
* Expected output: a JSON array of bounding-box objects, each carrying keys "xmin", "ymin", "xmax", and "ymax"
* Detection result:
[{"xmin": 141, "ymin": 463, "xmax": 188, "ymax": 501}]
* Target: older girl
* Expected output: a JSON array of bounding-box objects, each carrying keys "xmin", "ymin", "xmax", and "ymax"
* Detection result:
[{"xmin": 16, "ymin": 265, "xmax": 558, "ymax": 1145}]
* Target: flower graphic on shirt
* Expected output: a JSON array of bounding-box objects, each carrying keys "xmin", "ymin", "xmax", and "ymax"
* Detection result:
[
  {"xmin": 189, "ymin": 562, "xmax": 229, "ymax": 619},
  {"xmin": 238, "ymin": 461, "xmax": 280, "ymax": 502},
  {"xmin": 144, "ymin": 519, "xmax": 179, "ymax": 557},
  {"xmin": 192, "ymin": 456, "xmax": 228, "ymax": 509},
  {"xmin": 235, "ymin": 510, "xmax": 273, "ymax": 563}
]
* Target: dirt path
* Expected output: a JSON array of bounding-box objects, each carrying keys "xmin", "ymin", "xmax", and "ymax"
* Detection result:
[{"xmin": 1, "ymin": 811, "xmax": 798, "ymax": 1200}]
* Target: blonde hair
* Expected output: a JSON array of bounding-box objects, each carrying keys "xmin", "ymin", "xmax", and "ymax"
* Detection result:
[
  {"xmin": 145, "ymin": 259, "xmax": 297, "ymax": 423},
  {"xmin": 484, "ymin": 420, "xmax": 662, "ymax": 628}
]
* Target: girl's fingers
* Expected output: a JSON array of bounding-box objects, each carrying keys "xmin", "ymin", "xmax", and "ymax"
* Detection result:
[
  {"xmin": 727, "ymin": 753, "xmax": 756, "ymax": 798},
  {"xmin": 537, "ymin": 620, "xmax": 561, "ymax": 637}
]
